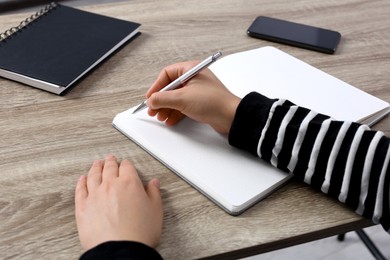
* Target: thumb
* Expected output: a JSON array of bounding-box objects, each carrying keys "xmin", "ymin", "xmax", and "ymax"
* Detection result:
[
  {"xmin": 147, "ymin": 91, "xmax": 184, "ymax": 111},
  {"xmin": 75, "ymin": 175, "xmax": 88, "ymax": 204}
]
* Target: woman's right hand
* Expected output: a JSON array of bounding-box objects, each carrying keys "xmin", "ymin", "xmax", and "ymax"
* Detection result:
[{"xmin": 146, "ymin": 61, "xmax": 241, "ymax": 135}]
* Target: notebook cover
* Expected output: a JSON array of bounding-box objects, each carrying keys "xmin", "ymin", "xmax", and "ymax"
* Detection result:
[{"xmin": 0, "ymin": 4, "xmax": 140, "ymax": 93}]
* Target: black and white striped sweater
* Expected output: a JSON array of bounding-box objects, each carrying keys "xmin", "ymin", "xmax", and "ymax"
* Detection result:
[{"xmin": 229, "ymin": 92, "xmax": 389, "ymax": 232}]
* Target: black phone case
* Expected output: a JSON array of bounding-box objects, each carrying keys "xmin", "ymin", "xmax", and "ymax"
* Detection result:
[{"xmin": 247, "ymin": 16, "xmax": 341, "ymax": 54}]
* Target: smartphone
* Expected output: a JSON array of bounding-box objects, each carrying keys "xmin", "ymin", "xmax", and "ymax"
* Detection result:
[{"xmin": 247, "ymin": 16, "xmax": 341, "ymax": 54}]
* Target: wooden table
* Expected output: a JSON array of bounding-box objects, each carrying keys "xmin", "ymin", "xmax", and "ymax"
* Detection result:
[{"xmin": 1, "ymin": 0, "xmax": 388, "ymax": 259}]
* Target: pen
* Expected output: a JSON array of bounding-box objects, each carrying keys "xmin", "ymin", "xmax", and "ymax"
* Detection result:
[{"xmin": 132, "ymin": 52, "xmax": 223, "ymax": 114}]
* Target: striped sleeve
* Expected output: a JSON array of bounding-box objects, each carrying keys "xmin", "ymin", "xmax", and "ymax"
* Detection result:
[{"xmin": 229, "ymin": 92, "xmax": 390, "ymax": 232}]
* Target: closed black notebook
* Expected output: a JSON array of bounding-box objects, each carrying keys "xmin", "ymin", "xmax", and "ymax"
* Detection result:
[{"xmin": 0, "ymin": 2, "xmax": 140, "ymax": 94}]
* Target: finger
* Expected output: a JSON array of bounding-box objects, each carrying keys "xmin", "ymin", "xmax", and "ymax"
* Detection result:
[
  {"xmin": 75, "ymin": 175, "xmax": 88, "ymax": 203},
  {"xmin": 147, "ymin": 106, "xmax": 173, "ymax": 119},
  {"xmin": 145, "ymin": 179, "xmax": 163, "ymax": 209},
  {"xmin": 87, "ymin": 159, "xmax": 103, "ymax": 190},
  {"xmin": 146, "ymin": 68, "xmax": 174, "ymax": 98},
  {"xmin": 147, "ymin": 107, "xmax": 159, "ymax": 117},
  {"xmin": 75, "ymin": 175, "xmax": 88, "ymax": 231},
  {"xmin": 156, "ymin": 108, "xmax": 173, "ymax": 122},
  {"xmin": 165, "ymin": 110, "xmax": 186, "ymax": 126},
  {"xmin": 102, "ymin": 155, "xmax": 119, "ymax": 181},
  {"xmin": 147, "ymin": 90, "xmax": 184, "ymax": 111},
  {"xmin": 146, "ymin": 61, "xmax": 198, "ymax": 98},
  {"xmin": 119, "ymin": 159, "xmax": 143, "ymax": 185}
]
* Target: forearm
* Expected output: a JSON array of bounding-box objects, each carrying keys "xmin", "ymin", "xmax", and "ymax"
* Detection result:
[{"xmin": 229, "ymin": 92, "xmax": 389, "ymax": 232}]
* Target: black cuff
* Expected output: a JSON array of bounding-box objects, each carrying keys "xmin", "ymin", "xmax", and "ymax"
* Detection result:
[
  {"xmin": 228, "ymin": 92, "xmax": 277, "ymax": 156},
  {"xmin": 80, "ymin": 241, "xmax": 163, "ymax": 260}
]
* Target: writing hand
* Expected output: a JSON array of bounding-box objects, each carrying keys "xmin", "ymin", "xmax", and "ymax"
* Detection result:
[{"xmin": 146, "ymin": 61, "xmax": 241, "ymax": 134}]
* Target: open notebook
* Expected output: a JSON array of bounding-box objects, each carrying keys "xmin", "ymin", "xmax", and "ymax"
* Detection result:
[{"xmin": 113, "ymin": 47, "xmax": 390, "ymax": 215}]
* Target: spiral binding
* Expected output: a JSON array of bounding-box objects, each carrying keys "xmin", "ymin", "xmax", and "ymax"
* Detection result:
[{"xmin": 0, "ymin": 2, "xmax": 58, "ymax": 42}]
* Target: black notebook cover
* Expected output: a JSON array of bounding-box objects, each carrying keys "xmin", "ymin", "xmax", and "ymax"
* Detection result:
[{"xmin": 0, "ymin": 3, "xmax": 140, "ymax": 94}]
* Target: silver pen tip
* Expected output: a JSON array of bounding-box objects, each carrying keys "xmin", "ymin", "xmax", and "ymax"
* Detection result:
[{"xmin": 132, "ymin": 101, "xmax": 147, "ymax": 114}]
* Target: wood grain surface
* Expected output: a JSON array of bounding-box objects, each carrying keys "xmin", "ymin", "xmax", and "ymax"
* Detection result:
[{"xmin": 1, "ymin": 0, "xmax": 389, "ymax": 259}]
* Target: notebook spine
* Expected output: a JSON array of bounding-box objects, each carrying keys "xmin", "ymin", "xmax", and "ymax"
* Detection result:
[{"xmin": 0, "ymin": 2, "xmax": 58, "ymax": 43}]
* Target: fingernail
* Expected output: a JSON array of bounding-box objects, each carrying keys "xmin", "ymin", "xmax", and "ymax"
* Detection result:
[
  {"xmin": 153, "ymin": 179, "xmax": 160, "ymax": 189},
  {"xmin": 93, "ymin": 160, "xmax": 101, "ymax": 165}
]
